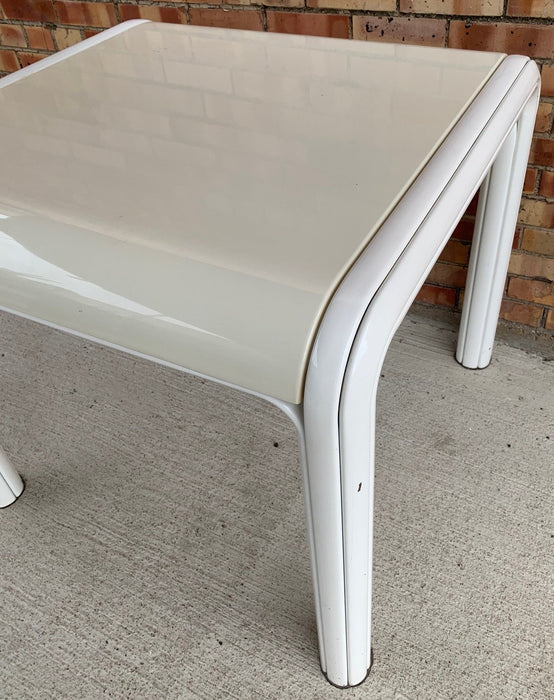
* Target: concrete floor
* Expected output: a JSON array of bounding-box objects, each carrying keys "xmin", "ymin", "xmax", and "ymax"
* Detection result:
[{"xmin": 0, "ymin": 309, "xmax": 552, "ymax": 699}]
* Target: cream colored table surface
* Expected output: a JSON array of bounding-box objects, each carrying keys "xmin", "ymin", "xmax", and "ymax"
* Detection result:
[{"xmin": 0, "ymin": 23, "xmax": 502, "ymax": 402}]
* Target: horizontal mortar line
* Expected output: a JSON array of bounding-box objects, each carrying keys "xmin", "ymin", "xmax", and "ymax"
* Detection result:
[{"xmin": 2, "ymin": 13, "xmax": 554, "ymax": 27}]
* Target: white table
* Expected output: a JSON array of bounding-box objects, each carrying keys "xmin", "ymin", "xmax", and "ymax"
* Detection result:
[{"xmin": 0, "ymin": 21, "xmax": 539, "ymax": 687}]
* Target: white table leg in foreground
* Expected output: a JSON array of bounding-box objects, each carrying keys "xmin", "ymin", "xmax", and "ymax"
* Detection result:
[{"xmin": 298, "ymin": 64, "xmax": 539, "ymax": 687}]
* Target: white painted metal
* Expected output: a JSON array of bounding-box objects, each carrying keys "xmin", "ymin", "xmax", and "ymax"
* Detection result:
[
  {"xmin": 302, "ymin": 58, "xmax": 540, "ymax": 686},
  {"xmin": 456, "ymin": 91, "xmax": 540, "ymax": 368},
  {"xmin": 0, "ymin": 447, "xmax": 24, "ymax": 508}
]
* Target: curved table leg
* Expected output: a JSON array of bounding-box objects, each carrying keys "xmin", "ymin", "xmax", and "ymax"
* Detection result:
[
  {"xmin": 457, "ymin": 93, "xmax": 539, "ymax": 369},
  {"xmin": 0, "ymin": 447, "xmax": 24, "ymax": 508},
  {"xmin": 302, "ymin": 330, "xmax": 380, "ymax": 687},
  {"xmin": 299, "ymin": 84, "xmax": 539, "ymax": 688},
  {"xmin": 301, "ymin": 250, "xmax": 433, "ymax": 686}
]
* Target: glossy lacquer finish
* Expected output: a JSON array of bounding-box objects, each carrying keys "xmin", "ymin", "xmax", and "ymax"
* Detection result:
[{"xmin": 0, "ymin": 23, "xmax": 502, "ymax": 402}]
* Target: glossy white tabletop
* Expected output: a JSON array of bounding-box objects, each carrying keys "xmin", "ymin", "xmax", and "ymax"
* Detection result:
[{"xmin": 0, "ymin": 22, "xmax": 502, "ymax": 402}]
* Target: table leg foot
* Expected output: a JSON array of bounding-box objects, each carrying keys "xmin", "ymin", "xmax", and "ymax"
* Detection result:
[
  {"xmin": 322, "ymin": 649, "xmax": 374, "ymax": 689},
  {"xmin": 0, "ymin": 447, "xmax": 24, "ymax": 508}
]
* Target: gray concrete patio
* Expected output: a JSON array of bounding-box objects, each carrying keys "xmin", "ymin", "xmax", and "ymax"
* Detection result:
[{"xmin": 0, "ymin": 308, "xmax": 552, "ymax": 699}]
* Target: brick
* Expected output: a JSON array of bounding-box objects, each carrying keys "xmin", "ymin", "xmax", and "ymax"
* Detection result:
[
  {"xmin": 53, "ymin": 26, "xmax": 82, "ymax": 49},
  {"xmin": 189, "ymin": 8, "xmax": 263, "ymax": 31},
  {"xmin": 535, "ymin": 102, "xmax": 552, "ymax": 132},
  {"xmin": 309, "ymin": 0, "xmax": 394, "ymax": 10},
  {"xmin": 508, "ymin": 251, "xmax": 554, "ymax": 280},
  {"xmin": 466, "ymin": 191, "xmax": 480, "ymax": 216},
  {"xmin": 448, "ymin": 21, "xmax": 554, "ymax": 59},
  {"xmin": 400, "ymin": 0, "xmax": 503, "ymax": 15},
  {"xmin": 1, "ymin": 0, "xmax": 56, "ymax": 22},
  {"xmin": 426, "ymin": 262, "xmax": 467, "ymax": 288},
  {"xmin": 267, "ymin": 12, "xmax": 349, "ymax": 38},
  {"xmin": 83, "ymin": 28, "xmax": 101, "ymax": 39},
  {"xmin": 539, "ymin": 170, "xmax": 554, "ymax": 198},
  {"xmin": 541, "ymin": 64, "xmax": 554, "ymax": 97},
  {"xmin": 353, "ymin": 16, "xmax": 446, "ymax": 46},
  {"xmin": 457, "ymin": 288, "xmax": 466, "ymax": 309},
  {"xmin": 546, "ymin": 309, "xmax": 554, "ymax": 330},
  {"xmin": 507, "ymin": 0, "xmax": 554, "ymax": 17},
  {"xmin": 524, "ymin": 167, "xmax": 537, "ymax": 193},
  {"xmin": 518, "ymin": 198, "xmax": 554, "ymax": 228},
  {"xmin": 529, "ymin": 137, "xmax": 554, "ymax": 166},
  {"xmin": 26, "ymin": 26, "xmax": 55, "ymax": 51},
  {"xmin": 119, "ymin": 5, "xmax": 187, "ymax": 23},
  {"xmin": 415, "ymin": 284, "xmax": 456, "ymax": 307},
  {"xmin": 54, "ymin": 1, "xmax": 117, "ymax": 28},
  {"xmin": 439, "ymin": 239, "xmax": 470, "ymax": 264},
  {"xmin": 451, "ymin": 217, "xmax": 475, "ymax": 242},
  {"xmin": 18, "ymin": 51, "xmax": 50, "ymax": 67},
  {"xmin": 522, "ymin": 228, "xmax": 554, "ymax": 255},
  {"xmin": 261, "ymin": 0, "xmax": 304, "ymax": 7},
  {"xmin": 0, "ymin": 23, "xmax": 26, "ymax": 47},
  {"xmin": 508, "ymin": 276, "xmax": 554, "ymax": 305},
  {"xmin": 500, "ymin": 299, "xmax": 543, "ymax": 325},
  {"xmin": 0, "ymin": 47, "xmax": 17, "ymax": 71}
]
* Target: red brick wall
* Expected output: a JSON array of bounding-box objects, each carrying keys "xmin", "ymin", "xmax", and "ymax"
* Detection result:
[{"xmin": 1, "ymin": 1, "xmax": 553, "ymax": 333}]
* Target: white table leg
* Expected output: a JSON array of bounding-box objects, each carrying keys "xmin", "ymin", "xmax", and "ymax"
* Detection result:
[
  {"xmin": 302, "ymin": 344, "xmax": 378, "ymax": 687},
  {"xmin": 457, "ymin": 93, "xmax": 539, "ymax": 369},
  {"xmin": 0, "ymin": 447, "xmax": 24, "ymax": 508},
  {"xmin": 299, "ymin": 77, "xmax": 540, "ymax": 687},
  {"xmin": 300, "ymin": 223, "xmax": 448, "ymax": 686}
]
